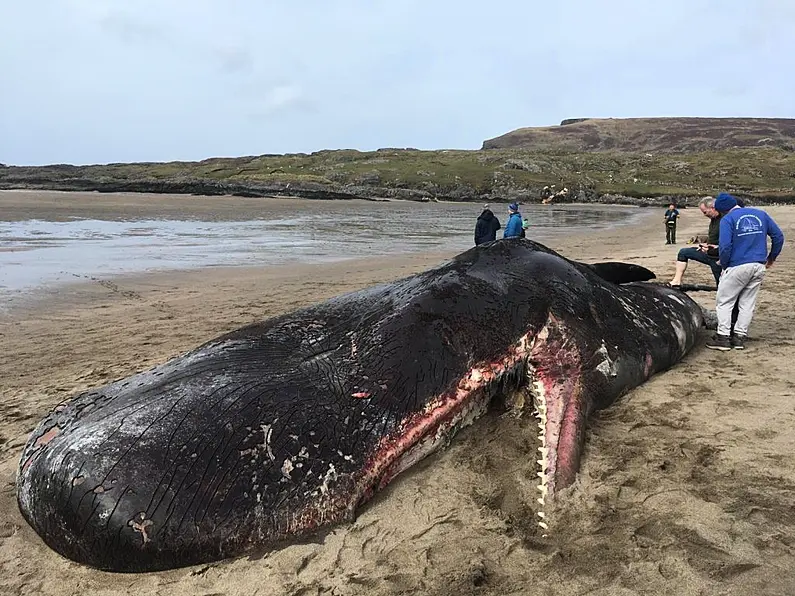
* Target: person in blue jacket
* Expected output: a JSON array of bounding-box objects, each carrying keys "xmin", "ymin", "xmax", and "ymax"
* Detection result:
[
  {"xmin": 503, "ymin": 203, "xmax": 524, "ymax": 238},
  {"xmin": 706, "ymin": 193, "xmax": 785, "ymax": 351}
]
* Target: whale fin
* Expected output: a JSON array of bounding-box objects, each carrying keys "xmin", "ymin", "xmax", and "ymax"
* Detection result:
[{"xmin": 586, "ymin": 262, "xmax": 656, "ymax": 285}]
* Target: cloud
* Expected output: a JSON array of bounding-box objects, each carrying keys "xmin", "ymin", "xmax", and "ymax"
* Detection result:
[
  {"xmin": 213, "ymin": 46, "xmax": 254, "ymax": 75},
  {"xmin": 70, "ymin": 3, "xmax": 252, "ymax": 75},
  {"xmin": 250, "ymin": 84, "xmax": 311, "ymax": 117},
  {"xmin": 2, "ymin": 0, "xmax": 794, "ymax": 165},
  {"xmin": 98, "ymin": 11, "xmax": 165, "ymax": 44}
]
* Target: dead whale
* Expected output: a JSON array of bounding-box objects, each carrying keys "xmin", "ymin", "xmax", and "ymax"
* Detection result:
[{"xmin": 17, "ymin": 239, "xmax": 704, "ymax": 572}]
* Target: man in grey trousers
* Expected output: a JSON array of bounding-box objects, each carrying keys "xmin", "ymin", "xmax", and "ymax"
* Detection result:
[{"xmin": 706, "ymin": 193, "xmax": 785, "ymax": 351}]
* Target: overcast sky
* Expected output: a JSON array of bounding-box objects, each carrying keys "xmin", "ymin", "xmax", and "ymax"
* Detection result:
[{"xmin": 1, "ymin": 0, "xmax": 793, "ymax": 165}]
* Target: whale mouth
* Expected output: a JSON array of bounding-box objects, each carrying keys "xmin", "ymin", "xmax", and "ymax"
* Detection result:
[{"xmin": 358, "ymin": 322, "xmax": 583, "ymax": 534}]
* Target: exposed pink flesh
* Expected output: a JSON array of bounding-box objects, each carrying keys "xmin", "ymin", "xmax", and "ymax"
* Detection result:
[
  {"xmin": 354, "ymin": 314, "xmax": 592, "ymax": 508},
  {"xmin": 354, "ymin": 335, "xmax": 534, "ymax": 505},
  {"xmin": 529, "ymin": 314, "xmax": 586, "ymax": 497},
  {"xmin": 21, "ymin": 426, "xmax": 61, "ymax": 473}
]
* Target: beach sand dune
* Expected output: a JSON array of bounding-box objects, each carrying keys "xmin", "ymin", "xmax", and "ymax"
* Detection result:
[{"xmin": 2, "ymin": 195, "xmax": 794, "ymax": 596}]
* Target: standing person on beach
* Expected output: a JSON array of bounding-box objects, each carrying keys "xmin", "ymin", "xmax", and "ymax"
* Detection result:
[
  {"xmin": 520, "ymin": 218, "xmax": 529, "ymax": 238},
  {"xmin": 706, "ymin": 193, "xmax": 785, "ymax": 351},
  {"xmin": 664, "ymin": 203, "xmax": 680, "ymax": 244},
  {"xmin": 503, "ymin": 203, "xmax": 523, "ymax": 239},
  {"xmin": 474, "ymin": 204, "xmax": 501, "ymax": 245}
]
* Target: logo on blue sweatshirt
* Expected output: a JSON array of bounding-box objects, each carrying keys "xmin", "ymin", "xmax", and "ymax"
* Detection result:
[{"xmin": 735, "ymin": 214, "xmax": 764, "ymax": 237}]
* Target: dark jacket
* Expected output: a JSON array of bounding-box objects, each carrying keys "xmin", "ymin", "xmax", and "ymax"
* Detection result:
[
  {"xmin": 707, "ymin": 214, "xmax": 722, "ymax": 245},
  {"xmin": 704, "ymin": 213, "xmax": 723, "ymax": 257},
  {"xmin": 474, "ymin": 210, "xmax": 501, "ymax": 245}
]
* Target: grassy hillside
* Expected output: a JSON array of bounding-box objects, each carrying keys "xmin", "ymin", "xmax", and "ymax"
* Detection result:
[
  {"xmin": 482, "ymin": 118, "xmax": 795, "ymax": 153},
  {"xmin": 2, "ymin": 146, "xmax": 794, "ymax": 205}
]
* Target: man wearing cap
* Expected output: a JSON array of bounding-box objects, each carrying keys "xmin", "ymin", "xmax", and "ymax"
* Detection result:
[
  {"xmin": 503, "ymin": 202, "xmax": 524, "ymax": 239},
  {"xmin": 706, "ymin": 193, "xmax": 785, "ymax": 351},
  {"xmin": 474, "ymin": 203, "xmax": 502, "ymax": 245}
]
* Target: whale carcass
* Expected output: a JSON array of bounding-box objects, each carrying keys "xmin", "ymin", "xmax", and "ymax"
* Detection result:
[{"xmin": 17, "ymin": 239, "xmax": 704, "ymax": 571}]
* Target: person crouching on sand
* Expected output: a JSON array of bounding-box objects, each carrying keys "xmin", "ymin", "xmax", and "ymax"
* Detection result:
[{"xmin": 669, "ymin": 197, "xmax": 722, "ymax": 287}]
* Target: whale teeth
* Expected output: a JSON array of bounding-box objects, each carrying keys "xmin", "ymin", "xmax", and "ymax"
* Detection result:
[{"xmin": 527, "ymin": 367, "xmax": 551, "ymax": 538}]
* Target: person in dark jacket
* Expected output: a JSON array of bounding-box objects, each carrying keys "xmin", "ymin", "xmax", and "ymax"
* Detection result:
[
  {"xmin": 669, "ymin": 196, "xmax": 748, "ymax": 286},
  {"xmin": 474, "ymin": 204, "xmax": 501, "ymax": 245},
  {"xmin": 669, "ymin": 197, "xmax": 723, "ymax": 286},
  {"xmin": 664, "ymin": 203, "xmax": 680, "ymax": 244}
]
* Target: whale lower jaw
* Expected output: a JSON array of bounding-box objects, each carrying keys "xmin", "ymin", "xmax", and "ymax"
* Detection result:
[{"xmin": 352, "ymin": 328, "xmax": 569, "ymax": 535}]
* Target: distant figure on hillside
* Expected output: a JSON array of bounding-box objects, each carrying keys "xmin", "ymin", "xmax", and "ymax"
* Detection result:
[
  {"xmin": 474, "ymin": 204, "xmax": 501, "ymax": 245},
  {"xmin": 503, "ymin": 203, "xmax": 524, "ymax": 238},
  {"xmin": 664, "ymin": 202, "xmax": 680, "ymax": 244}
]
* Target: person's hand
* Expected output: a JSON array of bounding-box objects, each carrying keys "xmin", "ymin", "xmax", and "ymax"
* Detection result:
[{"xmin": 766, "ymin": 259, "xmax": 775, "ymax": 269}]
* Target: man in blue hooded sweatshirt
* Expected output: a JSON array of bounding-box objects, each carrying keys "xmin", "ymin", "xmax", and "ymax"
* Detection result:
[
  {"xmin": 706, "ymin": 193, "xmax": 785, "ymax": 351},
  {"xmin": 503, "ymin": 202, "xmax": 524, "ymax": 239}
]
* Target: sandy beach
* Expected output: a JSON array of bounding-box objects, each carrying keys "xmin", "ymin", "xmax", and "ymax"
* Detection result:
[{"xmin": 2, "ymin": 195, "xmax": 794, "ymax": 596}]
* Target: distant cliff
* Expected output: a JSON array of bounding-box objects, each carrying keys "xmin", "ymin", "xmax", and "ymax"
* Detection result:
[{"xmin": 482, "ymin": 117, "xmax": 795, "ymax": 153}]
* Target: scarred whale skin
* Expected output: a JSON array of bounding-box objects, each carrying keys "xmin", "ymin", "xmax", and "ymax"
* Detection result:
[{"xmin": 17, "ymin": 239, "xmax": 704, "ymax": 572}]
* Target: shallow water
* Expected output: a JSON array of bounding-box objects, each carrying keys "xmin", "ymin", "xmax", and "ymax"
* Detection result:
[{"xmin": 0, "ymin": 199, "xmax": 647, "ymax": 308}]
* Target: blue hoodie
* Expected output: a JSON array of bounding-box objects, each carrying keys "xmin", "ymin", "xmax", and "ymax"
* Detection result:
[
  {"xmin": 503, "ymin": 212, "xmax": 523, "ymax": 238},
  {"xmin": 718, "ymin": 206, "xmax": 784, "ymax": 268}
]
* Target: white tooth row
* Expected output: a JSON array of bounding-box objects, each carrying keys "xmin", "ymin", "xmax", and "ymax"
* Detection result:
[{"xmin": 529, "ymin": 373, "xmax": 550, "ymax": 534}]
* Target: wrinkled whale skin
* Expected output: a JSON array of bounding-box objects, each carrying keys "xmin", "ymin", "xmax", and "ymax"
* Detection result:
[{"xmin": 17, "ymin": 239, "xmax": 704, "ymax": 572}]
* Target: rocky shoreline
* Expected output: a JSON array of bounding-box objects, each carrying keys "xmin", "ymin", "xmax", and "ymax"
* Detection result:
[
  {"xmin": 4, "ymin": 147, "xmax": 795, "ymax": 209},
  {"xmin": 3, "ymin": 175, "xmax": 794, "ymax": 208}
]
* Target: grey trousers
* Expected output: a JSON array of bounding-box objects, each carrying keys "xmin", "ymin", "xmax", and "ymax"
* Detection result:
[{"xmin": 716, "ymin": 262, "xmax": 766, "ymax": 337}]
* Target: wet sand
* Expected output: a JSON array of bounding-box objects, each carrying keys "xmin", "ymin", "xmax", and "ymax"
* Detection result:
[{"xmin": 2, "ymin": 196, "xmax": 795, "ymax": 596}]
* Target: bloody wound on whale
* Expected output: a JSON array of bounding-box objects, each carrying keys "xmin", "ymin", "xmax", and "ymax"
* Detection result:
[{"xmin": 16, "ymin": 239, "xmax": 704, "ymax": 572}]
